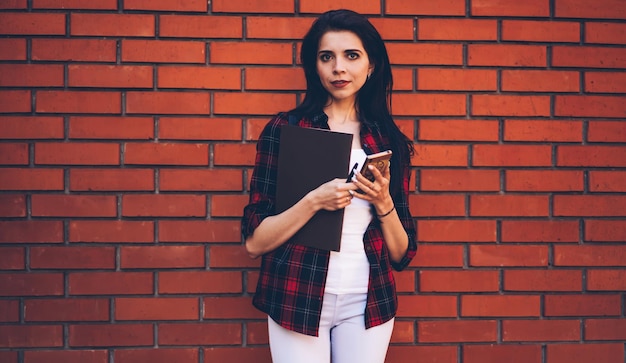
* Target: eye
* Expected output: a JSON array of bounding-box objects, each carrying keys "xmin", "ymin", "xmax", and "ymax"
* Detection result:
[
  {"xmin": 319, "ymin": 53, "xmax": 332, "ymax": 62},
  {"xmin": 347, "ymin": 52, "xmax": 359, "ymax": 60}
]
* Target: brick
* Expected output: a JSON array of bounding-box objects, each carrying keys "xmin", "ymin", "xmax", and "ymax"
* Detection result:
[
  {"xmin": 397, "ymin": 296, "xmax": 457, "ymax": 318},
  {"xmin": 211, "ymin": 42, "xmax": 291, "ymax": 65},
  {"xmin": 69, "ymin": 65, "xmax": 153, "ymax": 88},
  {"xmin": 160, "ymin": 15, "xmax": 243, "ymax": 38},
  {"xmin": 585, "ymin": 220, "xmax": 626, "ymax": 241},
  {"xmin": 391, "ymin": 321, "xmax": 414, "ymax": 343},
  {"xmin": 502, "ymin": 70, "xmax": 579, "ymax": 92},
  {"xmin": 585, "ymin": 72, "xmax": 626, "ymax": 93},
  {"xmin": 506, "ymin": 170, "xmax": 584, "ymax": 192},
  {"xmin": 0, "ymin": 39, "xmax": 26, "ymax": 60},
  {"xmin": 33, "ymin": 0, "xmax": 117, "ymax": 9},
  {"xmin": 126, "ymin": 91, "xmax": 210, "ymax": 114},
  {"xmin": 411, "ymin": 245, "xmax": 464, "ymax": 268},
  {"xmin": 32, "ymin": 39, "xmax": 116, "ymax": 62},
  {"xmin": 419, "ymin": 19, "xmax": 497, "ymax": 40},
  {"xmin": 0, "ymin": 0, "xmax": 26, "ymax": 9},
  {"xmin": 24, "ymin": 298, "xmax": 109, "ymax": 322},
  {"xmin": 419, "ymin": 119, "xmax": 498, "ymax": 141},
  {"xmin": 159, "ymin": 117, "xmax": 241, "ymax": 140},
  {"xmin": 246, "ymin": 322, "xmax": 269, "ymax": 345},
  {"xmin": 30, "ymin": 246, "xmax": 115, "ymax": 269},
  {"xmin": 417, "ymin": 220, "xmax": 496, "ymax": 242},
  {"xmin": 419, "ymin": 320, "xmax": 497, "ymax": 343},
  {"xmin": 557, "ymin": 145, "xmax": 626, "ymax": 167},
  {"xmin": 69, "ymin": 324, "xmax": 153, "ymax": 347},
  {"xmin": 585, "ymin": 319, "xmax": 626, "ymax": 340},
  {"xmin": 159, "ymin": 220, "xmax": 241, "ymax": 242},
  {"xmin": 70, "ymin": 116, "xmax": 153, "ymax": 139},
  {"xmin": 589, "ymin": 171, "xmax": 626, "ymax": 193},
  {"xmin": 124, "ymin": 143, "xmax": 209, "ymax": 166},
  {"xmin": 504, "ymin": 119, "xmax": 583, "ymax": 142},
  {"xmin": 203, "ymin": 297, "xmax": 265, "ymax": 319},
  {"xmin": 392, "ymin": 68, "xmax": 414, "ymax": 91},
  {"xmin": 586, "ymin": 22, "xmax": 626, "ymax": 44},
  {"xmin": 0, "ymin": 300, "xmax": 19, "ymax": 322},
  {"xmin": 502, "ymin": 220, "xmax": 579, "ymax": 242},
  {"xmin": 555, "ymin": 0, "xmax": 626, "ymax": 19},
  {"xmin": 214, "ymin": 144, "xmax": 256, "ymax": 166},
  {"xmin": 368, "ymin": 18, "xmax": 415, "ymax": 41},
  {"xmin": 69, "ymin": 272, "xmax": 153, "ymax": 295},
  {"xmin": 473, "ymin": 144, "xmax": 552, "ymax": 166},
  {"xmin": 115, "ymin": 298, "xmax": 199, "ymax": 321},
  {"xmin": 209, "ymin": 245, "xmax": 259, "ymax": 268},
  {"xmin": 70, "ymin": 169, "xmax": 154, "ymax": 191},
  {"xmin": 212, "ymin": 0, "xmax": 293, "ymax": 13},
  {"xmin": 0, "ymin": 247, "xmax": 24, "ymax": 270},
  {"xmin": 246, "ymin": 16, "xmax": 313, "ymax": 39},
  {"xmin": 470, "ymin": 245, "xmax": 549, "ymax": 267},
  {"xmin": 0, "ymin": 273, "xmax": 63, "ymax": 296},
  {"xmin": 204, "ymin": 348, "xmax": 271, "ymax": 363},
  {"xmin": 211, "ymin": 194, "xmax": 248, "ymax": 217},
  {"xmin": 394, "ymin": 94, "xmax": 466, "ymax": 116},
  {"xmin": 31, "ymin": 195, "xmax": 117, "ymax": 217},
  {"xmin": 0, "ymin": 143, "xmax": 27, "ymax": 165},
  {"xmin": 214, "ymin": 92, "xmax": 296, "ymax": 115},
  {"xmin": 70, "ymin": 220, "xmax": 154, "ymax": 243},
  {"xmin": 546, "ymin": 344, "xmax": 624, "ymax": 363},
  {"xmin": 555, "ymin": 245, "xmax": 626, "ymax": 266},
  {"xmin": 122, "ymin": 40, "xmax": 205, "ymax": 63},
  {"xmin": 420, "ymin": 169, "xmax": 499, "ymax": 192},
  {"xmin": 42, "ymin": 133, "xmax": 118, "ymax": 160},
  {"xmin": 386, "ymin": 0, "xmax": 465, "ymax": 15},
  {"xmin": 124, "ymin": 0, "xmax": 206, "ymax": 11},
  {"xmin": 300, "ymin": 0, "xmax": 379, "ymax": 14},
  {"xmin": 462, "ymin": 295, "xmax": 540, "ymax": 317},
  {"xmin": 0, "ymin": 194, "xmax": 25, "ymax": 217},
  {"xmin": 158, "ymin": 323, "xmax": 241, "ymax": 345},
  {"xmin": 159, "ymin": 271, "xmax": 242, "ymax": 294},
  {"xmin": 245, "ymin": 118, "xmax": 269, "ymax": 141},
  {"xmin": 115, "ymin": 349, "xmax": 198, "ymax": 363},
  {"xmin": 245, "ymin": 67, "xmax": 305, "ymax": 90},
  {"xmin": 394, "ymin": 270, "xmax": 416, "ymax": 292},
  {"xmin": 409, "ymin": 194, "xmax": 466, "ymax": 217},
  {"xmin": 71, "ymin": 13, "xmax": 154, "ymax": 36},
  {"xmin": 418, "ymin": 68, "xmax": 498, "ymax": 91},
  {"xmin": 36, "ymin": 91, "xmax": 121, "ymax": 114},
  {"xmin": 587, "ymin": 270, "xmax": 626, "ymax": 291},
  {"xmin": 464, "ymin": 345, "xmax": 542, "ymax": 363},
  {"xmin": 0, "ymin": 221, "xmax": 63, "ymax": 243},
  {"xmin": 554, "ymin": 195, "xmax": 626, "ymax": 216},
  {"xmin": 471, "ymin": 0, "xmax": 549, "ymax": 16},
  {"xmin": 387, "ymin": 43, "xmax": 463, "ymax": 65},
  {"xmin": 0, "ymin": 90, "xmax": 31, "ymax": 113},
  {"xmin": 0, "ymin": 168, "xmax": 64, "ymax": 190},
  {"xmin": 472, "ymin": 95, "xmax": 551, "ymax": 117},
  {"xmin": 0, "ymin": 326, "xmax": 63, "ymax": 348},
  {"xmin": 420, "ymin": 271, "xmax": 499, "ymax": 292},
  {"xmin": 160, "ymin": 169, "xmax": 242, "ymax": 191},
  {"xmin": 122, "ymin": 194, "xmax": 205, "ymax": 217},
  {"xmin": 553, "ymin": 46, "xmax": 626, "ymax": 68},
  {"xmin": 502, "ymin": 20, "xmax": 580, "ymax": 42},
  {"xmin": 24, "ymin": 350, "xmax": 109, "ymax": 363},
  {"xmin": 469, "ymin": 44, "xmax": 546, "ymax": 67},
  {"xmin": 0, "ymin": 13, "xmax": 65, "ymax": 35},
  {"xmin": 545, "ymin": 295, "xmax": 621, "ymax": 316},
  {"xmin": 120, "ymin": 246, "xmax": 205, "ymax": 269},
  {"xmin": 157, "ymin": 66, "xmax": 240, "ymax": 90},
  {"xmin": 505, "ymin": 270, "xmax": 583, "ymax": 291},
  {"xmin": 503, "ymin": 320, "xmax": 580, "ymax": 341},
  {"xmin": 471, "ymin": 195, "xmax": 549, "ymax": 217},
  {"xmin": 0, "ymin": 64, "xmax": 64, "ymax": 87},
  {"xmin": 0, "ymin": 116, "xmax": 64, "ymax": 139}
]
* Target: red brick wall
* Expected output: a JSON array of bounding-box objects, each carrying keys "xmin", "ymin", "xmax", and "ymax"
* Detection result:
[{"xmin": 0, "ymin": 1, "xmax": 625, "ymax": 362}]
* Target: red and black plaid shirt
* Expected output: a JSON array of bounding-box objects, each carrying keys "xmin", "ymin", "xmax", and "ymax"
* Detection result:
[{"xmin": 242, "ymin": 111, "xmax": 417, "ymax": 337}]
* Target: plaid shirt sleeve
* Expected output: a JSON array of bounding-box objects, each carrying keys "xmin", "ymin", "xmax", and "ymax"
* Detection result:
[{"xmin": 390, "ymin": 157, "xmax": 417, "ymax": 271}]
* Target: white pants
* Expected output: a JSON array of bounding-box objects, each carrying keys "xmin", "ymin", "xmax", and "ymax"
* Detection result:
[{"xmin": 267, "ymin": 293, "xmax": 394, "ymax": 363}]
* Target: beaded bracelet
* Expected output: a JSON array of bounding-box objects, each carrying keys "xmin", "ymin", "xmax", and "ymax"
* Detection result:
[{"xmin": 377, "ymin": 205, "xmax": 395, "ymax": 219}]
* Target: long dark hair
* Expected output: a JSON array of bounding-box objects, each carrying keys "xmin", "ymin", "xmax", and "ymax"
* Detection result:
[{"xmin": 291, "ymin": 9, "xmax": 414, "ymax": 195}]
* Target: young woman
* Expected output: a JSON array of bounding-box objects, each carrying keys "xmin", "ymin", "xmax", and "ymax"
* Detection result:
[{"xmin": 242, "ymin": 9, "xmax": 417, "ymax": 363}]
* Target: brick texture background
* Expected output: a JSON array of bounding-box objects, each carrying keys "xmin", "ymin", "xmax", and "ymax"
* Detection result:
[{"xmin": 0, "ymin": 0, "xmax": 625, "ymax": 362}]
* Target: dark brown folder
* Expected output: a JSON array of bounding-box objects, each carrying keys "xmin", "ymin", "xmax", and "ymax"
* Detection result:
[{"xmin": 275, "ymin": 125, "xmax": 353, "ymax": 251}]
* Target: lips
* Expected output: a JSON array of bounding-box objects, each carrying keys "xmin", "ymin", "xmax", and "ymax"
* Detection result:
[{"xmin": 331, "ymin": 80, "xmax": 350, "ymax": 88}]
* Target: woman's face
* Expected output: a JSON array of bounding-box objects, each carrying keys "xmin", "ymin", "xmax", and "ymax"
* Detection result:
[{"xmin": 316, "ymin": 30, "xmax": 373, "ymax": 105}]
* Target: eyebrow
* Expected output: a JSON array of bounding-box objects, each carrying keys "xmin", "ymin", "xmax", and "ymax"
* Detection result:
[{"xmin": 318, "ymin": 49, "xmax": 364, "ymax": 54}]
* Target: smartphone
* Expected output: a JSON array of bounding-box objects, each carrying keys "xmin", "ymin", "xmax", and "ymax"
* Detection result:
[{"xmin": 358, "ymin": 150, "xmax": 392, "ymax": 191}]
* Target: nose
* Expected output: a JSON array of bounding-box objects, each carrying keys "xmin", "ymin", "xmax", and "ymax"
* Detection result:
[{"xmin": 333, "ymin": 58, "xmax": 346, "ymax": 73}]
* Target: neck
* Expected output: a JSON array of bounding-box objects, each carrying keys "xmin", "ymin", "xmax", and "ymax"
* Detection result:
[{"xmin": 324, "ymin": 98, "xmax": 358, "ymax": 124}]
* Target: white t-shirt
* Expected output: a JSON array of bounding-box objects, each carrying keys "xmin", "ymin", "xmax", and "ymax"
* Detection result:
[{"xmin": 325, "ymin": 149, "xmax": 372, "ymax": 294}]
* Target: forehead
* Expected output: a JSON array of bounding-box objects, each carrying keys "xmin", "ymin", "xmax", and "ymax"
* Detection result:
[{"xmin": 318, "ymin": 30, "xmax": 365, "ymax": 52}]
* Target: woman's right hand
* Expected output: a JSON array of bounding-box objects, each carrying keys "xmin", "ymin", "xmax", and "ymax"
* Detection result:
[{"xmin": 307, "ymin": 178, "xmax": 359, "ymax": 211}]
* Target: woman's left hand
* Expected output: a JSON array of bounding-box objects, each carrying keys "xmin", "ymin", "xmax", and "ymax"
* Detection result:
[{"xmin": 351, "ymin": 164, "xmax": 394, "ymax": 213}]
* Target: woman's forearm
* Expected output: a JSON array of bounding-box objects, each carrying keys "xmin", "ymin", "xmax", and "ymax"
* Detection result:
[{"xmin": 375, "ymin": 200, "xmax": 409, "ymax": 263}]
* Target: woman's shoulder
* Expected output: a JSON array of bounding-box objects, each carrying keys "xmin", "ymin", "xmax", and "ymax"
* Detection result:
[{"xmin": 258, "ymin": 112, "xmax": 291, "ymax": 140}]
